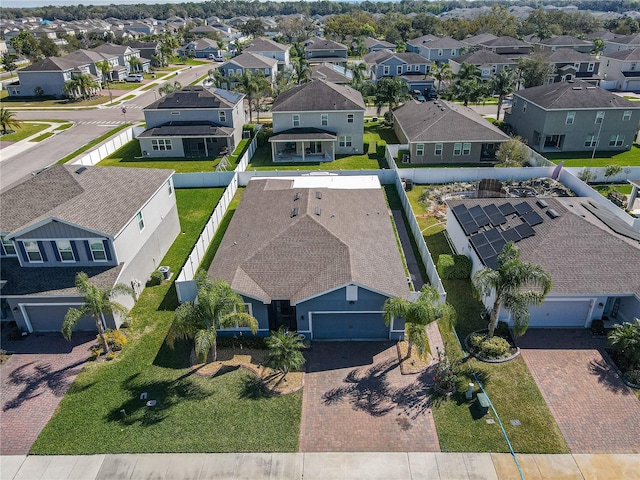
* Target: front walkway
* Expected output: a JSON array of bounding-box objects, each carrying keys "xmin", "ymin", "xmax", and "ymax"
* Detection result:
[{"xmin": 519, "ymin": 329, "xmax": 640, "ymax": 454}]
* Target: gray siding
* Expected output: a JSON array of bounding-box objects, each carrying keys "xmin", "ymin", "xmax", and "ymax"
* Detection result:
[
  {"xmin": 372, "ymin": 57, "xmax": 429, "ymax": 80},
  {"xmin": 14, "ymin": 221, "xmax": 99, "ymax": 240},
  {"xmin": 14, "ymin": 238, "xmax": 116, "ymax": 268},
  {"xmin": 145, "ymin": 108, "xmax": 237, "ymax": 129},
  {"xmin": 14, "ymin": 70, "xmax": 68, "ymax": 97},
  {"xmin": 407, "ymin": 141, "xmax": 489, "ymax": 164}
]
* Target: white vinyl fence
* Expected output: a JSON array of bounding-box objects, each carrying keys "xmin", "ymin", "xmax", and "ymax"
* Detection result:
[{"xmin": 72, "ymin": 126, "xmax": 144, "ymax": 166}]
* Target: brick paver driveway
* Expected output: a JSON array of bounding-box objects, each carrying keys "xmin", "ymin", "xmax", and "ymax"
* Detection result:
[
  {"xmin": 519, "ymin": 329, "xmax": 640, "ymax": 454},
  {"xmin": 0, "ymin": 332, "xmax": 93, "ymax": 455},
  {"xmin": 299, "ymin": 342, "xmax": 440, "ymax": 452}
]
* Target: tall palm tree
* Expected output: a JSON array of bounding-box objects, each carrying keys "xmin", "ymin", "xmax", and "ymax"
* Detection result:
[
  {"xmin": 63, "ymin": 78, "xmax": 80, "ymax": 101},
  {"xmin": 166, "ymin": 272, "xmax": 258, "ymax": 363},
  {"xmin": 449, "ymin": 78, "xmax": 485, "ymax": 107},
  {"xmin": 473, "ymin": 242, "xmax": 552, "ymax": 338},
  {"xmin": 347, "ymin": 61, "xmax": 368, "ymax": 87},
  {"xmin": 431, "ymin": 62, "xmax": 453, "ymax": 95},
  {"xmin": 374, "ymin": 76, "xmax": 411, "ymax": 120},
  {"xmin": 292, "ymin": 57, "xmax": 311, "ymax": 85},
  {"xmin": 249, "ymin": 73, "xmax": 272, "ymax": 124},
  {"xmin": 457, "ymin": 62, "xmax": 481, "ymax": 81},
  {"xmin": 0, "ymin": 107, "xmax": 21, "ymax": 134},
  {"xmin": 383, "ymin": 285, "xmax": 453, "ymax": 359},
  {"xmin": 490, "ymin": 68, "xmax": 516, "ymax": 121},
  {"xmin": 62, "ymin": 272, "xmax": 134, "ymax": 354},
  {"xmin": 231, "ymin": 71, "xmax": 261, "ymax": 123}
]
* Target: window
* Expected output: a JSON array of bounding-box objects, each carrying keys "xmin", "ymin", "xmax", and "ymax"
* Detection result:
[
  {"xmin": 219, "ymin": 111, "xmax": 226, "ymax": 122},
  {"xmin": 451, "ymin": 49, "xmax": 457, "ymax": 57},
  {"xmin": 90, "ymin": 240, "xmax": 107, "ymax": 261},
  {"xmin": 574, "ymin": 63, "xmax": 581, "ymax": 70},
  {"xmin": 339, "ymin": 135, "xmax": 352, "ymax": 147},
  {"xmin": 383, "ymin": 65, "xmax": 390, "ymax": 75},
  {"xmin": 438, "ymin": 49, "xmax": 443, "ymax": 57},
  {"xmin": 595, "ymin": 111, "xmax": 605, "ymax": 124},
  {"xmin": 347, "ymin": 114, "xmax": 354, "ymax": 123},
  {"xmin": 566, "ymin": 111, "xmax": 576, "ymax": 124},
  {"xmin": 416, "ymin": 143, "xmax": 424, "ymax": 156},
  {"xmin": 585, "ymin": 135, "xmax": 598, "ymax": 147},
  {"xmin": 396, "ymin": 65, "xmax": 402, "ymax": 74},
  {"xmin": 632, "ymin": 63, "xmax": 637, "ymax": 71},
  {"xmin": 1, "ymin": 236, "xmax": 15, "ymax": 255},
  {"xmin": 453, "ymin": 143, "xmax": 462, "ymax": 156},
  {"xmin": 264, "ymin": 68, "xmax": 269, "ymax": 74},
  {"xmin": 166, "ymin": 180, "xmax": 173, "ymax": 196},
  {"xmin": 136, "ymin": 211, "xmax": 145, "ymax": 231},
  {"xmin": 609, "ymin": 134, "xmax": 624, "ymax": 147},
  {"xmin": 522, "ymin": 102, "xmax": 527, "ymax": 113},
  {"xmin": 434, "ymin": 143, "xmax": 443, "ymax": 155},
  {"xmin": 587, "ymin": 62, "xmax": 595, "ymax": 72},
  {"xmin": 623, "ymin": 110, "xmax": 632, "ymax": 121},
  {"xmin": 56, "ymin": 240, "xmax": 75, "ymax": 262},
  {"xmin": 292, "ymin": 114, "xmax": 300, "ymax": 127},
  {"xmin": 24, "ymin": 241, "xmax": 42, "ymax": 262},
  {"xmin": 462, "ymin": 143, "xmax": 471, "ymax": 155},
  {"xmin": 321, "ymin": 113, "xmax": 328, "ymax": 126},
  {"xmin": 151, "ymin": 139, "xmax": 172, "ymax": 151}
]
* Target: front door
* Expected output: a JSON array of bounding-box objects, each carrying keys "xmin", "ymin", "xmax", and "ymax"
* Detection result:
[{"xmin": 269, "ymin": 300, "xmax": 297, "ymax": 332}]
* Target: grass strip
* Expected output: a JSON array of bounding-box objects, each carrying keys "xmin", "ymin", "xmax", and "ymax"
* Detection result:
[
  {"xmin": 56, "ymin": 124, "xmax": 130, "ymax": 164},
  {"xmin": 32, "ymin": 132, "xmax": 55, "ymax": 142},
  {"xmin": 54, "ymin": 123, "xmax": 73, "ymax": 131},
  {"xmin": 0, "ymin": 123, "xmax": 47, "ymax": 141}
]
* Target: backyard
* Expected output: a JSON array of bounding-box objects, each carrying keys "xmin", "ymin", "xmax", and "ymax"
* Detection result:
[
  {"xmin": 30, "ymin": 188, "xmax": 302, "ymax": 454},
  {"xmin": 546, "ymin": 145, "xmax": 640, "ymax": 167}
]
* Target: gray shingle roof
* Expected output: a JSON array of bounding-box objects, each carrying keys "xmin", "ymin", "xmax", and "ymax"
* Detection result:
[
  {"xmin": 91, "ymin": 43, "xmax": 136, "ymax": 55},
  {"xmin": 144, "ymin": 86, "xmax": 243, "ymax": 110},
  {"xmin": 223, "ymin": 52, "xmax": 278, "ymax": 69},
  {"xmin": 364, "ymin": 50, "xmax": 428, "ymax": 65},
  {"xmin": 514, "ymin": 80, "xmax": 639, "ymax": 110},
  {"xmin": 305, "ymin": 36, "xmax": 347, "ymax": 51},
  {"xmin": 244, "ymin": 37, "xmax": 288, "ymax": 52},
  {"xmin": 480, "ymin": 36, "xmax": 530, "ymax": 48},
  {"xmin": 208, "ymin": 178, "xmax": 410, "ymax": 303},
  {"xmin": 536, "ymin": 35, "xmax": 591, "ymax": 46},
  {"xmin": 446, "ymin": 197, "xmax": 640, "ymax": 297},
  {"xmin": 311, "ymin": 63, "xmax": 351, "ymax": 83},
  {"xmin": 543, "ymin": 49, "xmax": 596, "ymax": 63},
  {"xmin": 603, "ymin": 47, "xmax": 640, "ymax": 61},
  {"xmin": 407, "ymin": 34, "xmax": 440, "ymax": 47},
  {"xmin": 0, "ymin": 165, "xmax": 173, "ymax": 238},
  {"xmin": 394, "ymin": 99, "xmax": 509, "ymax": 143},
  {"xmin": 417, "ymin": 37, "xmax": 465, "ymax": 50},
  {"xmin": 364, "ymin": 36, "xmax": 394, "ymax": 49},
  {"xmin": 21, "ymin": 56, "xmax": 85, "ymax": 72},
  {"xmin": 462, "ymin": 33, "xmax": 498, "ymax": 46},
  {"xmin": 138, "ymin": 122, "xmax": 234, "ymax": 138},
  {"xmin": 271, "ymin": 79, "xmax": 365, "ymax": 112},
  {"xmin": 454, "ymin": 50, "xmax": 517, "ymax": 66}
]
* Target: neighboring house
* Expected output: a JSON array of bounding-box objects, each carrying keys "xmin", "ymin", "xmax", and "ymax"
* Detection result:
[
  {"xmin": 446, "ymin": 196, "xmax": 640, "ymax": 328},
  {"xmin": 304, "ymin": 36, "xmax": 348, "ymax": 65},
  {"xmin": 243, "ymin": 37, "xmax": 290, "ymax": 70},
  {"xmin": 363, "ymin": 36, "xmax": 395, "ymax": 53},
  {"xmin": 91, "ymin": 43, "xmax": 150, "ymax": 73},
  {"xmin": 364, "ymin": 50, "xmax": 430, "ymax": 80},
  {"xmin": 478, "ymin": 35, "xmax": 532, "ymax": 59},
  {"xmin": 406, "ymin": 36, "xmax": 464, "ymax": 65},
  {"xmin": 505, "ymin": 80, "xmax": 640, "ymax": 153},
  {"xmin": 600, "ymin": 48, "xmax": 640, "ymax": 91},
  {"xmin": 393, "ymin": 99, "xmax": 509, "ymax": 165},
  {"xmin": 217, "ymin": 52, "xmax": 278, "ymax": 89},
  {"xmin": 207, "ymin": 175, "xmax": 411, "ymax": 340},
  {"xmin": 602, "ymin": 34, "xmax": 640, "ymax": 55},
  {"xmin": 542, "ymin": 49, "xmax": 600, "ymax": 84},
  {"xmin": 138, "ymin": 86, "xmax": 246, "ymax": 158},
  {"xmin": 269, "ymin": 80, "xmax": 365, "ymax": 162},
  {"xmin": 311, "ymin": 63, "xmax": 352, "ymax": 84},
  {"xmin": 64, "ymin": 49, "xmax": 126, "ymax": 82},
  {"xmin": 461, "ymin": 33, "xmax": 498, "ymax": 48},
  {"xmin": 0, "ymin": 165, "xmax": 180, "ymax": 334},
  {"xmin": 529, "ymin": 35, "xmax": 593, "ymax": 53},
  {"xmin": 449, "ymin": 50, "xmax": 517, "ymax": 80},
  {"xmin": 124, "ymin": 40, "xmax": 161, "ymax": 61},
  {"xmin": 178, "ymin": 38, "xmax": 222, "ymax": 59}
]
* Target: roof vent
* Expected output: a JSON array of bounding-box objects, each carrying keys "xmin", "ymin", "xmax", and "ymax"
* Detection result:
[
  {"xmin": 315, "ymin": 191, "xmax": 322, "ymax": 199},
  {"xmin": 547, "ymin": 209, "xmax": 560, "ymax": 219},
  {"xmin": 75, "ymin": 166, "xmax": 87, "ymax": 174},
  {"xmin": 586, "ymin": 86, "xmax": 596, "ymax": 89},
  {"xmin": 572, "ymin": 86, "xmax": 582, "ymax": 90},
  {"xmin": 294, "ymin": 192, "xmax": 301, "ymax": 201},
  {"xmin": 291, "ymin": 207, "xmax": 299, "ymax": 218},
  {"xmin": 536, "ymin": 199, "xmax": 549, "ymax": 209},
  {"xmin": 315, "ymin": 207, "xmax": 321, "ymax": 216}
]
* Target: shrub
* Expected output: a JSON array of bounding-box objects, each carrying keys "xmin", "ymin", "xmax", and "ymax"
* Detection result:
[
  {"xmin": 469, "ymin": 333, "xmax": 511, "ymax": 359},
  {"xmin": 495, "ymin": 321, "xmax": 511, "ymax": 338},
  {"xmin": 623, "ymin": 369, "xmax": 640, "ymax": 386},
  {"xmin": 105, "ymin": 352, "xmax": 117, "ymax": 361},
  {"xmin": 90, "ymin": 346, "xmax": 102, "ymax": 360},
  {"xmin": 437, "ymin": 254, "xmax": 472, "ymax": 279},
  {"xmin": 608, "ymin": 318, "xmax": 640, "ymax": 368},
  {"xmin": 256, "ymin": 129, "xmax": 270, "ymax": 147},
  {"xmin": 147, "ymin": 270, "xmax": 164, "ymax": 287},
  {"xmin": 99, "ymin": 329, "xmax": 128, "ymax": 352},
  {"xmin": 243, "ymin": 124, "xmax": 255, "ymax": 135},
  {"xmin": 590, "ymin": 319, "xmax": 605, "ymax": 336},
  {"xmin": 433, "ymin": 349, "xmax": 460, "ymax": 395}
]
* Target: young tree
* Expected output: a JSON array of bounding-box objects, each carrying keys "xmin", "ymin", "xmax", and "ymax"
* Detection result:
[
  {"xmin": 518, "ymin": 55, "xmax": 556, "ymax": 88},
  {"xmin": 129, "ymin": 57, "xmax": 143, "ymax": 73},
  {"xmin": 249, "ymin": 73, "xmax": 272, "ymax": 124},
  {"xmin": 0, "ymin": 108, "xmax": 22, "ymax": 134},
  {"xmin": 490, "ymin": 68, "xmax": 516, "ymax": 121},
  {"xmin": 473, "ymin": 243, "xmax": 552, "ymax": 338},
  {"xmin": 265, "ymin": 328, "xmax": 306, "ymax": 375},
  {"xmin": 431, "ymin": 62, "xmax": 453, "ymax": 95},
  {"xmin": 231, "ymin": 70, "xmax": 261, "ymax": 123},
  {"xmin": 383, "ymin": 285, "xmax": 453, "ymax": 359},
  {"xmin": 165, "ymin": 273, "xmax": 258, "ymax": 363},
  {"xmin": 577, "ymin": 167, "xmax": 593, "ymax": 183},
  {"xmin": 291, "ymin": 57, "xmax": 311, "ymax": 85},
  {"xmin": 604, "ymin": 164, "xmax": 623, "ymax": 181},
  {"xmin": 592, "ymin": 38, "xmax": 605, "ymax": 55},
  {"xmin": 495, "ymin": 137, "xmax": 529, "ymax": 167},
  {"xmin": 1, "ymin": 53, "xmax": 18, "ymax": 73},
  {"xmin": 374, "ymin": 76, "xmax": 411, "ymax": 119},
  {"xmin": 62, "ymin": 272, "xmax": 134, "ymax": 354}
]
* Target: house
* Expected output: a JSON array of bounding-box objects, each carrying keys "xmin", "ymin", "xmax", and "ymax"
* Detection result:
[
  {"xmin": 461, "ymin": 33, "xmax": 498, "ymax": 48},
  {"xmin": 217, "ymin": 52, "xmax": 278, "ymax": 89},
  {"xmin": 602, "ymin": 34, "xmax": 640, "ymax": 55},
  {"xmin": 207, "ymin": 175, "xmax": 411, "ymax": 340},
  {"xmin": 599, "ymin": 48, "xmax": 640, "ymax": 91},
  {"xmin": 64, "ymin": 49, "xmax": 127, "ymax": 82},
  {"xmin": 393, "ymin": 99, "xmax": 509, "ymax": 165},
  {"xmin": 243, "ymin": 37, "xmax": 290, "ymax": 70},
  {"xmin": 363, "ymin": 36, "xmax": 395, "ymax": 53},
  {"xmin": 449, "ymin": 50, "xmax": 517, "ymax": 80},
  {"xmin": 405, "ymin": 36, "xmax": 465, "ymax": 65},
  {"xmin": 477, "ymin": 35, "xmax": 532, "ymax": 59},
  {"xmin": 529, "ymin": 35, "xmax": 593, "ymax": 54},
  {"xmin": 269, "ymin": 80, "xmax": 365, "ymax": 162},
  {"xmin": 505, "ymin": 81, "xmax": 640, "ymax": 153},
  {"xmin": 311, "ymin": 63, "xmax": 352, "ymax": 84},
  {"xmin": 138, "ymin": 86, "xmax": 246, "ymax": 159},
  {"xmin": 91, "ymin": 43, "xmax": 150, "ymax": 73},
  {"xmin": 446, "ymin": 196, "xmax": 640, "ymax": 328},
  {"xmin": 124, "ymin": 40, "xmax": 160, "ymax": 61},
  {"xmin": 0, "ymin": 165, "xmax": 180, "ymax": 333},
  {"xmin": 304, "ymin": 36, "xmax": 348, "ymax": 65},
  {"xmin": 178, "ymin": 38, "xmax": 222, "ymax": 59},
  {"xmin": 364, "ymin": 50, "xmax": 430, "ymax": 81},
  {"xmin": 542, "ymin": 49, "xmax": 600, "ymax": 84}
]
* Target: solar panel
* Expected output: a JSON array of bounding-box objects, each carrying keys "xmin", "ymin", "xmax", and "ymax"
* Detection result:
[
  {"xmin": 498, "ymin": 202, "xmax": 517, "ymax": 216},
  {"xmin": 483, "ymin": 255, "xmax": 498, "ymax": 270},
  {"xmin": 522, "ymin": 211, "xmax": 544, "ymax": 226},
  {"xmin": 469, "ymin": 205, "xmax": 491, "ymax": 227},
  {"xmin": 502, "ymin": 228, "xmax": 522, "ymax": 243},
  {"xmin": 515, "ymin": 223, "xmax": 535, "ymax": 239},
  {"xmin": 483, "ymin": 204, "xmax": 506, "ymax": 226},
  {"xmin": 514, "ymin": 201, "xmax": 533, "ymax": 215},
  {"xmin": 477, "ymin": 243, "xmax": 497, "ymax": 259},
  {"xmin": 485, "ymin": 228, "xmax": 504, "ymax": 243},
  {"xmin": 490, "ymin": 238, "xmax": 507, "ymax": 255},
  {"xmin": 461, "ymin": 219, "xmax": 480, "ymax": 235},
  {"xmin": 452, "ymin": 204, "xmax": 469, "ymax": 216},
  {"xmin": 470, "ymin": 232, "xmax": 489, "ymax": 248}
]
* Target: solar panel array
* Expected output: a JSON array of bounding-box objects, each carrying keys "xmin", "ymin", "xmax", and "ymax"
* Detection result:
[{"xmin": 453, "ymin": 200, "xmax": 547, "ymax": 269}]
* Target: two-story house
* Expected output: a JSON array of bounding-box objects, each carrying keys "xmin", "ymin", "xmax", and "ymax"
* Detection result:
[
  {"xmin": 363, "ymin": 49, "xmax": 434, "ymax": 93},
  {"xmin": 529, "ymin": 35, "xmax": 593, "ymax": 54},
  {"xmin": 304, "ymin": 36, "xmax": 348, "ymax": 65},
  {"xmin": 124, "ymin": 40, "xmax": 161, "ymax": 61},
  {"xmin": 542, "ymin": 49, "xmax": 600, "ymax": 84},
  {"xmin": 178, "ymin": 38, "xmax": 223, "ymax": 59},
  {"xmin": 406, "ymin": 36, "xmax": 464, "ymax": 66},
  {"xmin": 602, "ymin": 34, "xmax": 640, "ymax": 55},
  {"xmin": 91, "ymin": 43, "xmax": 150, "ymax": 73},
  {"xmin": 269, "ymin": 80, "xmax": 365, "ymax": 162},
  {"xmin": 478, "ymin": 35, "xmax": 532, "ymax": 60},
  {"xmin": 505, "ymin": 80, "xmax": 640, "ymax": 153},
  {"xmin": 393, "ymin": 99, "xmax": 509, "ymax": 165},
  {"xmin": 65, "ymin": 49, "xmax": 127, "ymax": 82},
  {"xmin": 599, "ymin": 48, "xmax": 640, "ymax": 91},
  {"xmin": 217, "ymin": 52, "xmax": 278, "ymax": 89},
  {"xmin": 0, "ymin": 165, "xmax": 180, "ymax": 334},
  {"xmin": 449, "ymin": 50, "xmax": 516, "ymax": 80},
  {"xmin": 363, "ymin": 36, "xmax": 395, "ymax": 53},
  {"xmin": 243, "ymin": 37, "xmax": 290, "ymax": 71},
  {"xmin": 138, "ymin": 86, "xmax": 246, "ymax": 158}
]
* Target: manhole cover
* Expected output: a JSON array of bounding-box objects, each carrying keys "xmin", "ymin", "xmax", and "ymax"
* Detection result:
[
  {"xmin": 510, "ymin": 419, "xmax": 521, "ymax": 426},
  {"xmin": 486, "ymin": 419, "xmax": 495, "ymax": 424}
]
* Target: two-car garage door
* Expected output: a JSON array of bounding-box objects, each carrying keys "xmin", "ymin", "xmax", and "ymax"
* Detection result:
[
  {"xmin": 527, "ymin": 299, "xmax": 592, "ymax": 328},
  {"xmin": 311, "ymin": 312, "xmax": 390, "ymax": 340},
  {"xmin": 23, "ymin": 304, "xmax": 96, "ymax": 333}
]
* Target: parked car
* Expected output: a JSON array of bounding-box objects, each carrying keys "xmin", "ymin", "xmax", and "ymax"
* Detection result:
[
  {"xmin": 208, "ymin": 54, "xmax": 224, "ymax": 62},
  {"xmin": 126, "ymin": 74, "xmax": 143, "ymax": 82}
]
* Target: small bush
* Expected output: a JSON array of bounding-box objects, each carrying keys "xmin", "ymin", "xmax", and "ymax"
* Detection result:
[
  {"xmin": 437, "ymin": 254, "xmax": 472, "ymax": 279},
  {"xmin": 90, "ymin": 346, "xmax": 102, "ymax": 360},
  {"xmin": 495, "ymin": 321, "xmax": 511, "ymax": 338},
  {"xmin": 256, "ymin": 129, "xmax": 270, "ymax": 147},
  {"xmin": 147, "ymin": 270, "xmax": 164, "ymax": 287},
  {"xmin": 243, "ymin": 124, "xmax": 255, "ymax": 135},
  {"xmin": 469, "ymin": 333, "xmax": 511, "ymax": 359},
  {"xmin": 623, "ymin": 369, "xmax": 640, "ymax": 386},
  {"xmin": 100, "ymin": 329, "xmax": 128, "ymax": 352},
  {"xmin": 105, "ymin": 352, "xmax": 117, "ymax": 361},
  {"xmin": 590, "ymin": 319, "xmax": 605, "ymax": 336}
]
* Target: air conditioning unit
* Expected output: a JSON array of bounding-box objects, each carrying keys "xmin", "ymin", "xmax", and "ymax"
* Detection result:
[{"xmin": 402, "ymin": 153, "xmax": 410, "ymax": 163}]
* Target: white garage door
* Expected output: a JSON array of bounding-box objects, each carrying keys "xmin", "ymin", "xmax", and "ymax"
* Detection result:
[
  {"xmin": 527, "ymin": 299, "xmax": 591, "ymax": 328},
  {"xmin": 626, "ymin": 80, "xmax": 640, "ymax": 92},
  {"xmin": 24, "ymin": 305, "xmax": 95, "ymax": 332}
]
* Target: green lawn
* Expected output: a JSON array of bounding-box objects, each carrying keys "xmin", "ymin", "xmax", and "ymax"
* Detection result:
[
  {"xmin": 0, "ymin": 122, "xmax": 47, "ymax": 141},
  {"xmin": 594, "ymin": 184, "xmax": 633, "ymax": 196},
  {"xmin": 54, "ymin": 123, "xmax": 73, "ymax": 131},
  {"xmin": 406, "ymin": 185, "xmax": 570, "ymax": 454},
  {"xmin": 32, "ymin": 132, "xmax": 54, "ymax": 142},
  {"xmin": 1, "ymin": 95, "xmax": 109, "ymax": 107},
  {"xmin": 57, "ymin": 124, "xmax": 131, "ymax": 164},
  {"xmin": 108, "ymin": 82, "xmax": 147, "ymax": 91},
  {"xmin": 31, "ymin": 188, "xmax": 302, "ymax": 454},
  {"xmin": 546, "ymin": 145, "xmax": 640, "ymax": 167},
  {"xmin": 248, "ymin": 123, "xmax": 394, "ymax": 171}
]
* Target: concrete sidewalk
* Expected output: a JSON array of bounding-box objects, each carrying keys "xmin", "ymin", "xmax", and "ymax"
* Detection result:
[
  {"xmin": 0, "ymin": 122, "xmax": 64, "ymax": 163},
  {"xmin": 2, "ymin": 452, "xmax": 639, "ymax": 480}
]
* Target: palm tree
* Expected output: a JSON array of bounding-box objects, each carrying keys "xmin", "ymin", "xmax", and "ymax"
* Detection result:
[
  {"xmin": 473, "ymin": 242, "xmax": 552, "ymax": 338},
  {"xmin": 431, "ymin": 62, "xmax": 453, "ymax": 95},
  {"xmin": 231, "ymin": 71, "xmax": 261, "ymax": 123},
  {"xmin": 158, "ymin": 81, "xmax": 182, "ymax": 96},
  {"xmin": 249, "ymin": 73, "xmax": 272, "ymax": 124},
  {"xmin": 374, "ymin": 76, "xmax": 411, "ymax": 120},
  {"xmin": 0, "ymin": 107, "xmax": 21, "ymax": 134},
  {"xmin": 73, "ymin": 73, "xmax": 99, "ymax": 101},
  {"xmin": 383, "ymin": 285, "xmax": 453, "ymax": 359},
  {"xmin": 265, "ymin": 328, "xmax": 306, "ymax": 375},
  {"xmin": 165, "ymin": 272, "xmax": 258, "ymax": 363},
  {"xmin": 490, "ymin": 68, "xmax": 516, "ymax": 121},
  {"xmin": 456, "ymin": 62, "xmax": 481, "ymax": 81},
  {"xmin": 291, "ymin": 57, "xmax": 311, "ymax": 85},
  {"xmin": 607, "ymin": 318, "xmax": 640, "ymax": 368},
  {"xmin": 63, "ymin": 79, "xmax": 80, "ymax": 101},
  {"xmin": 62, "ymin": 272, "xmax": 134, "ymax": 354},
  {"xmin": 347, "ymin": 61, "xmax": 368, "ymax": 87},
  {"xmin": 449, "ymin": 78, "xmax": 485, "ymax": 107},
  {"xmin": 98, "ymin": 60, "xmax": 112, "ymax": 83}
]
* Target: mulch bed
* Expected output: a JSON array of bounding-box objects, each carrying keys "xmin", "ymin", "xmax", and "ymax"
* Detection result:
[{"xmin": 397, "ymin": 341, "xmax": 433, "ymax": 374}]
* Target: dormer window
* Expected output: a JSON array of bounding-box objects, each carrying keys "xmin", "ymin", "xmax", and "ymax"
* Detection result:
[
  {"xmin": 24, "ymin": 241, "xmax": 43, "ymax": 262},
  {"xmin": 1, "ymin": 236, "xmax": 16, "ymax": 255},
  {"xmin": 56, "ymin": 240, "xmax": 75, "ymax": 262}
]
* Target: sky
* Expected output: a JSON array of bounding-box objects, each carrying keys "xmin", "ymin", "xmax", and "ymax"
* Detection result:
[{"xmin": 3, "ymin": 0, "xmax": 214, "ymax": 8}]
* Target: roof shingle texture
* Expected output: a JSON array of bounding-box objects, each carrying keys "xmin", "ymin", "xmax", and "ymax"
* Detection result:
[
  {"xmin": 244, "ymin": 37, "xmax": 289, "ymax": 52},
  {"xmin": 224, "ymin": 52, "xmax": 278, "ymax": 69},
  {"xmin": 455, "ymin": 50, "xmax": 516, "ymax": 65},
  {"xmin": 208, "ymin": 178, "xmax": 410, "ymax": 304},
  {"xmin": 144, "ymin": 86, "xmax": 241, "ymax": 110},
  {"xmin": 514, "ymin": 80, "xmax": 639, "ymax": 109},
  {"xmin": 603, "ymin": 47, "xmax": 640, "ymax": 61},
  {"xmin": 271, "ymin": 79, "xmax": 365, "ymax": 112}
]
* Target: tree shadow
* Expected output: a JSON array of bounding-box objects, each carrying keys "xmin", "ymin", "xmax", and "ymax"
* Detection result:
[
  {"xmin": 589, "ymin": 357, "xmax": 633, "ymax": 395},
  {"xmin": 152, "ymin": 338, "xmax": 192, "ymax": 369},
  {"xmin": 239, "ymin": 374, "xmax": 272, "ymax": 400},
  {"xmin": 158, "ymin": 283, "xmax": 179, "ymax": 312}
]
